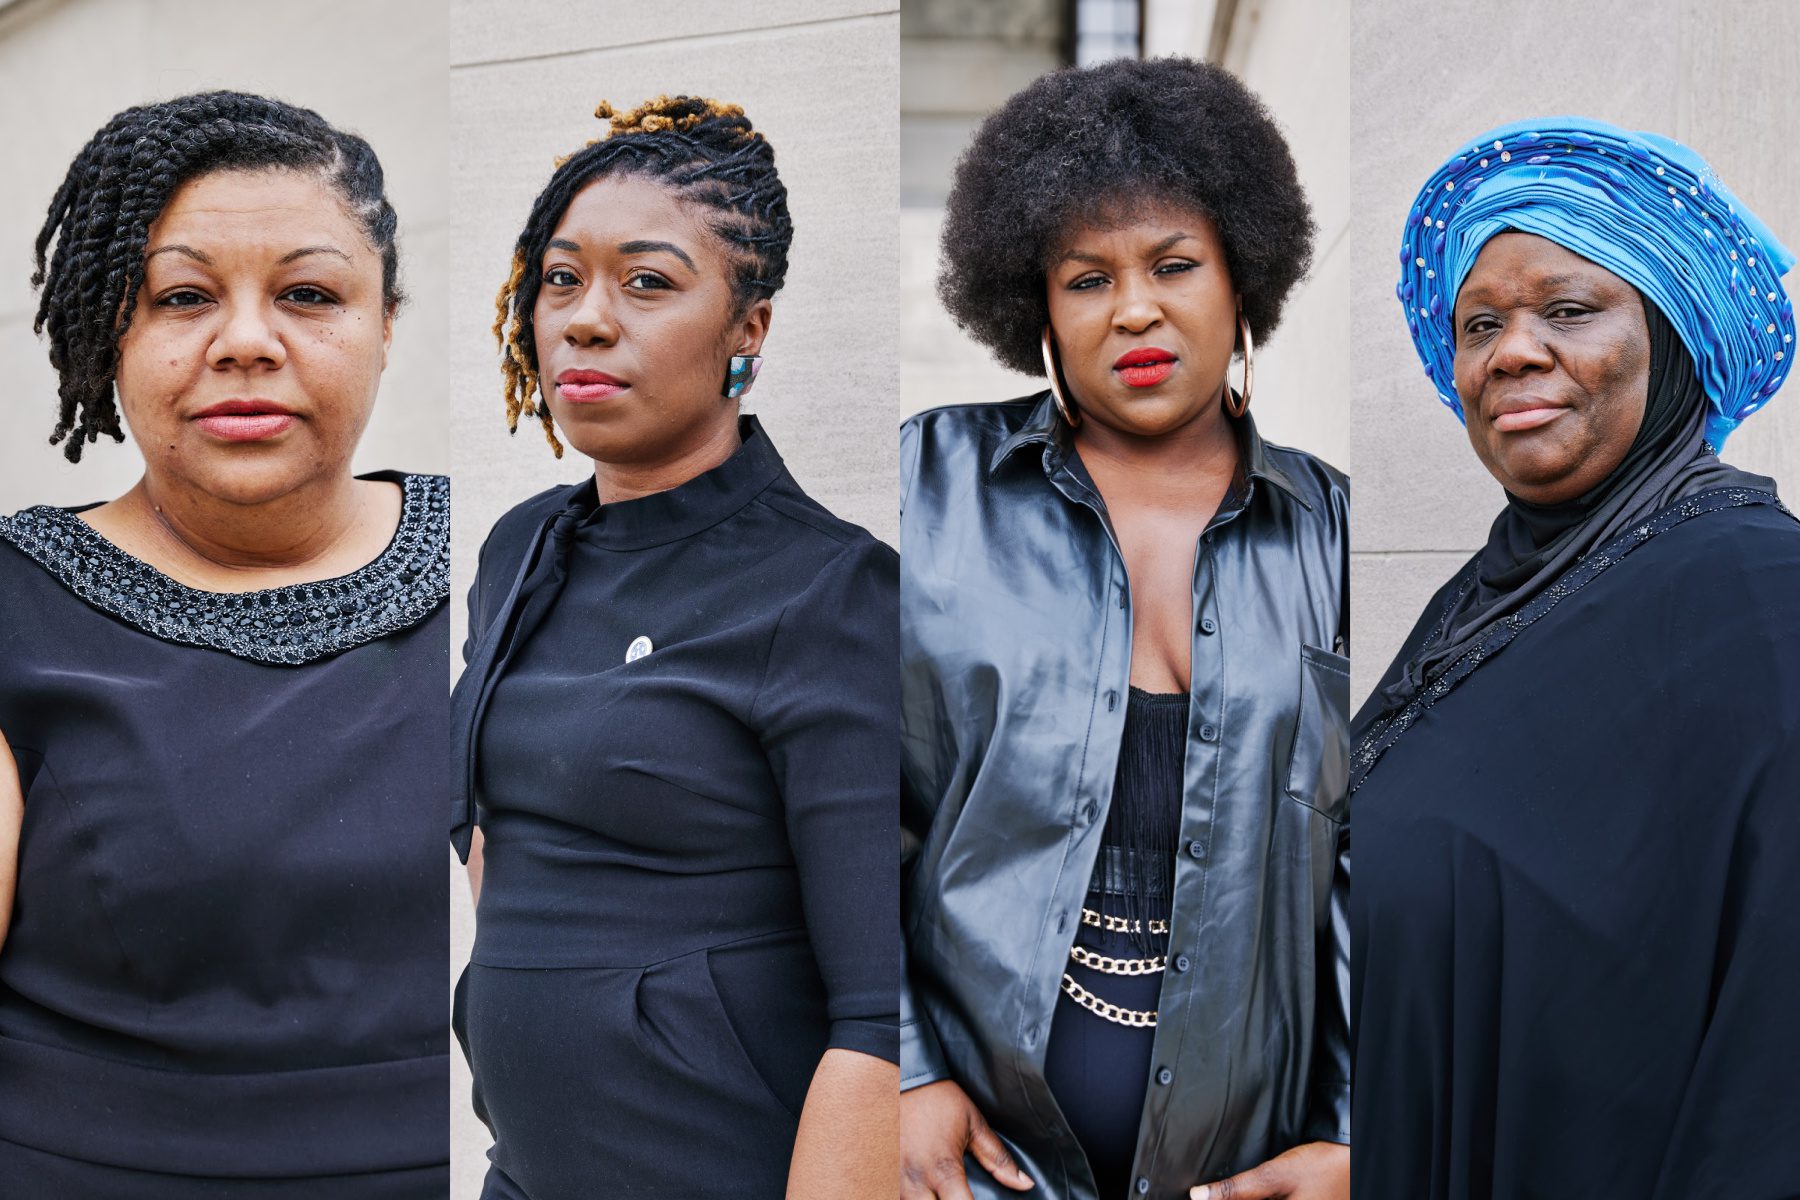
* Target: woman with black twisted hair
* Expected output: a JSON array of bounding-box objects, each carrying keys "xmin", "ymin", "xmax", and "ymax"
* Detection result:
[
  {"xmin": 0, "ymin": 91, "xmax": 449, "ymax": 1195},
  {"xmin": 450, "ymin": 96, "xmax": 899, "ymax": 1198}
]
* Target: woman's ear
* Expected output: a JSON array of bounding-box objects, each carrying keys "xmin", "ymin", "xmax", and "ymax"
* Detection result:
[{"xmin": 734, "ymin": 296, "xmax": 773, "ymax": 358}]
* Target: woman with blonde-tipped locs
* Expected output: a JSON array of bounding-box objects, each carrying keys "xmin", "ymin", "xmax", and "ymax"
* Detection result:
[{"xmin": 449, "ymin": 96, "xmax": 900, "ymax": 1199}]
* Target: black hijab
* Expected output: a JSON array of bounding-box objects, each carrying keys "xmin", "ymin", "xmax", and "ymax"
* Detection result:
[{"xmin": 1365, "ymin": 298, "xmax": 1777, "ymax": 723}]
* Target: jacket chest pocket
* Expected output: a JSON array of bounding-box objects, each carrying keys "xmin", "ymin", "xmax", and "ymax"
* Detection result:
[{"xmin": 1284, "ymin": 644, "xmax": 1349, "ymax": 821}]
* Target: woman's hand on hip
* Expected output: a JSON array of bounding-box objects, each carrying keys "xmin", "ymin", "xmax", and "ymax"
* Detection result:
[
  {"xmin": 1191, "ymin": 1142, "xmax": 1348, "ymax": 1200},
  {"xmin": 900, "ymin": 1079, "xmax": 1034, "ymax": 1199}
]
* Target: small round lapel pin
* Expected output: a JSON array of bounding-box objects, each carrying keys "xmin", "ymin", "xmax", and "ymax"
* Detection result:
[{"xmin": 625, "ymin": 635, "xmax": 654, "ymax": 663}]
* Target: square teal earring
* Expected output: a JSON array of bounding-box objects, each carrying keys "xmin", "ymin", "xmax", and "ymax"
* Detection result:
[{"xmin": 723, "ymin": 354, "xmax": 762, "ymax": 399}]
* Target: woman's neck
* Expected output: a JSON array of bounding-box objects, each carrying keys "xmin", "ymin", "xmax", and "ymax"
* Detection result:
[
  {"xmin": 591, "ymin": 417, "xmax": 743, "ymax": 506},
  {"xmin": 1073, "ymin": 403, "xmax": 1241, "ymax": 500},
  {"xmin": 81, "ymin": 471, "xmax": 399, "ymax": 592}
]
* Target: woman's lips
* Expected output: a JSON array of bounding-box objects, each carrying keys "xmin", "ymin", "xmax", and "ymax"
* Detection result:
[
  {"xmin": 1113, "ymin": 347, "xmax": 1178, "ymax": 389},
  {"xmin": 557, "ymin": 370, "xmax": 628, "ymax": 403},
  {"xmin": 1491, "ymin": 405, "xmax": 1568, "ymax": 432},
  {"xmin": 191, "ymin": 401, "xmax": 297, "ymax": 442}
]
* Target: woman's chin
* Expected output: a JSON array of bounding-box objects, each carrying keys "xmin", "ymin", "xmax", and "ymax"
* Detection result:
[
  {"xmin": 158, "ymin": 449, "xmax": 338, "ymax": 508},
  {"xmin": 1083, "ymin": 396, "xmax": 1223, "ymax": 441}
]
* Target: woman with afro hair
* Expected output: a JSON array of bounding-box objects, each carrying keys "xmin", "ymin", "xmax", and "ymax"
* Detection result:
[
  {"xmin": 449, "ymin": 95, "xmax": 899, "ymax": 1198},
  {"xmin": 900, "ymin": 58, "xmax": 1349, "ymax": 1200}
]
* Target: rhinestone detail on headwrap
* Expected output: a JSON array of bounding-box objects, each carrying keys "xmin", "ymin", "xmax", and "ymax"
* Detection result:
[{"xmin": 1397, "ymin": 117, "xmax": 1795, "ymax": 448}]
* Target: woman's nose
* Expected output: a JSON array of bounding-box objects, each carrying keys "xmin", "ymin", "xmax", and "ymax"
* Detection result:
[
  {"xmin": 562, "ymin": 287, "xmax": 619, "ymax": 346},
  {"xmin": 205, "ymin": 300, "xmax": 286, "ymax": 370},
  {"xmin": 1112, "ymin": 272, "xmax": 1164, "ymax": 333}
]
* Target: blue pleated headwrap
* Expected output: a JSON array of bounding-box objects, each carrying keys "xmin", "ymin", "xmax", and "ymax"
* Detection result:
[{"xmin": 1397, "ymin": 116, "xmax": 1795, "ymax": 448}]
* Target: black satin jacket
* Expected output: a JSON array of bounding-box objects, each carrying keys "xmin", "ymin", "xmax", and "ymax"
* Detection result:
[{"xmin": 900, "ymin": 396, "xmax": 1350, "ymax": 1200}]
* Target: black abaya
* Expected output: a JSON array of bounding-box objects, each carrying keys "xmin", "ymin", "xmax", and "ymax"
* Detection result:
[{"xmin": 1351, "ymin": 488, "xmax": 1800, "ymax": 1199}]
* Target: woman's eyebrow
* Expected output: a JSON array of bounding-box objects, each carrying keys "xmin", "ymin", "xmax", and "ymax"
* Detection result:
[
  {"xmin": 278, "ymin": 245, "xmax": 353, "ymax": 265},
  {"xmin": 618, "ymin": 239, "xmax": 696, "ymax": 271},
  {"xmin": 544, "ymin": 237, "xmax": 697, "ymax": 273},
  {"xmin": 1460, "ymin": 273, "xmax": 1585, "ymax": 307},
  {"xmin": 1056, "ymin": 232, "xmax": 1193, "ymax": 266},
  {"xmin": 145, "ymin": 244, "xmax": 211, "ymax": 264}
]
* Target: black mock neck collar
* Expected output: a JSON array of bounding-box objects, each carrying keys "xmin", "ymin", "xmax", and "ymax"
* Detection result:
[{"xmin": 556, "ymin": 416, "xmax": 787, "ymax": 551}]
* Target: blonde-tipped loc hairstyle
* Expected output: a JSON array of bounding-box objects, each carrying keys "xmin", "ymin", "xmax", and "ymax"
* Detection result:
[{"xmin": 494, "ymin": 95, "xmax": 792, "ymax": 457}]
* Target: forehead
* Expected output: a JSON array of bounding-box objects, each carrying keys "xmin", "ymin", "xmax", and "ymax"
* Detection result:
[
  {"xmin": 1458, "ymin": 231, "xmax": 1632, "ymax": 303},
  {"xmin": 551, "ymin": 174, "xmax": 724, "ymax": 257},
  {"xmin": 1051, "ymin": 196, "xmax": 1223, "ymax": 260},
  {"xmin": 147, "ymin": 168, "xmax": 364, "ymax": 255}
]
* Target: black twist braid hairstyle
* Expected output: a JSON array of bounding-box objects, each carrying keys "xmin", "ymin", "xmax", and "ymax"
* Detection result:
[
  {"xmin": 495, "ymin": 95, "xmax": 793, "ymax": 458},
  {"xmin": 30, "ymin": 90, "xmax": 404, "ymax": 462}
]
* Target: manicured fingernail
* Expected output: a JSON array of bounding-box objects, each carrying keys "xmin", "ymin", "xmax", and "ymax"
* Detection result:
[{"xmin": 1192, "ymin": 1188, "xmax": 1211, "ymax": 1200}]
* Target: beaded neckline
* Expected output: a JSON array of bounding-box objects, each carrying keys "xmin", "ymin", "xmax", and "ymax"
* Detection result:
[
  {"xmin": 1350, "ymin": 486, "xmax": 1790, "ymax": 793},
  {"xmin": 0, "ymin": 473, "xmax": 449, "ymax": 666}
]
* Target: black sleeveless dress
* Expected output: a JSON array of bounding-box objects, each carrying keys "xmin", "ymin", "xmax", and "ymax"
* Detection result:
[{"xmin": 0, "ymin": 472, "xmax": 450, "ymax": 1196}]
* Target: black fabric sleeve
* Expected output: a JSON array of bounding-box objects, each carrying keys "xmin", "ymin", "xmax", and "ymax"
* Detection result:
[
  {"xmin": 1649, "ymin": 719, "xmax": 1800, "ymax": 1197},
  {"xmin": 752, "ymin": 536, "xmax": 902, "ymax": 1065}
]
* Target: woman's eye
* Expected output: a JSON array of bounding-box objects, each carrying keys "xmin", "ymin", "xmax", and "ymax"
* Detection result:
[
  {"xmin": 154, "ymin": 289, "xmax": 209, "ymax": 308},
  {"xmin": 1155, "ymin": 260, "xmax": 1197, "ymax": 276},
  {"xmin": 281, "ymin": 286, "xmax": 335, "ymax": 306},
  {"xmin": 625, "ymin": 271, "xmax": 671, "ymax": 292},
  {"xmin": 543, "ymin": 268, "xmax": 580, "ymax": 288},
  {"xmin": 1547, "ymin": 305, "xmax": 1589, "ymax": 320},
  {"xmin": 1068, "ymin": 274, "xmax": 1106, "ymax": 292}
]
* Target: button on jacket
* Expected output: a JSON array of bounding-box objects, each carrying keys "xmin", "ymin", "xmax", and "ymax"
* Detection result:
[{"xmin": 900, "ymin": 396, "xmax": 1350, "ymax": 1200}]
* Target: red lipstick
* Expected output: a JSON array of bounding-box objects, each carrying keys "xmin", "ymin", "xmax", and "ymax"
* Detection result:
[
  {"xmin": 1113, "ymin": 346, "xmax": 1177, "ymax": 388},
  {"xmin": 192, "ymin": 399, "xmax": 297, "ymax": 442},
  {"xmin": 556, "ymin": 369, "xmax": 628, "ymax": 403}
]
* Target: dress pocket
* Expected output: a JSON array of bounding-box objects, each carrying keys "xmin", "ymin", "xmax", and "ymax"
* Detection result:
[
  {"xmin": 633, "ymin": 945, "xmax": 805, "ymax": 1126},
  {"xmin": 1283, "ymin": 645, "xmax": 1349, "ymax": 821}
]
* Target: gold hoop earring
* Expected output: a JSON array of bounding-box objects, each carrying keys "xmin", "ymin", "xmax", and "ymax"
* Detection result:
[
  {"xmin": 1225, "ymin": 308, "xmax": 1254, "ymax": 418},
  {"xmin": 1041, "ymin": 326, "xmax": 1081, "ymax": 428}
]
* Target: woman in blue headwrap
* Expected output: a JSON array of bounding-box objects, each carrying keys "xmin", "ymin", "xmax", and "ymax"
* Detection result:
[{"xmin": 1352, "ymin": 118, "xmax": 1800, "ymax": 1198}]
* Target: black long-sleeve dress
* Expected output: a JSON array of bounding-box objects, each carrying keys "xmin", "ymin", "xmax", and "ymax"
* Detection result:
[
  {"xmin": 0, "ymin": 471, "xmax": 450, "ymax": 1196},
  {"xmin": 450, "ymin": 418, "xmax": 899, "ymax": 1199},
  {"xmin": 1351, "ymin": 487, "xmax": 1800, "ymax": 1199}
]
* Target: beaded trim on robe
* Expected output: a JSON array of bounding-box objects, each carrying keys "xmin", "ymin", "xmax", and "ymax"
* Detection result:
[
  {"xmin": 0, "ymin": 473, "xmax": 449, "ymax": 666},
  {"xmin": 1351, "ymin": 486, "xmax": 1791, "ymax": 794}
]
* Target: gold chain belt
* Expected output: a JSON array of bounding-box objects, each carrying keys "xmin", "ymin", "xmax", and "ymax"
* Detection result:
[
  {"xmin": 1068, "ymin": 944, "xmax": 1166, "ymax": 976},
  {"xmin": 1059, "ymin": 973, "xmax": 1158, "ymax": 1027},
  {"xmin": 1080, "ymin": 907, "xmax": 1169, "ymax": 935},
  {"xmin": 1061, "ymin": 906, "xmax": 1169, "ymax": 1025}
]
